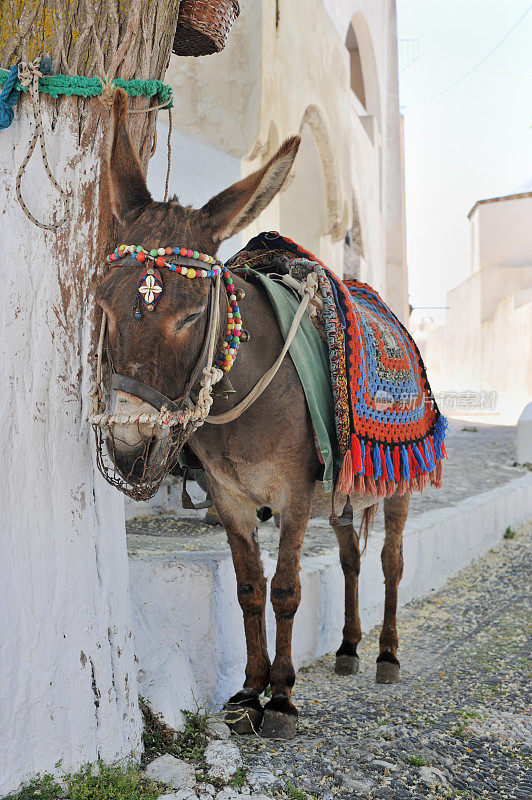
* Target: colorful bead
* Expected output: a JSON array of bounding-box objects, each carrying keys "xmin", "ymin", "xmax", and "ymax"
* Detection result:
[{"xmin": 105, "ymin": 243, "xmax": 242, "ymax": 374}]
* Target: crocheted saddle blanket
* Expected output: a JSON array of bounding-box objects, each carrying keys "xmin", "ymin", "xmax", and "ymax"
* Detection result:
[{"xmin": 229, "ymin": 232, "xmax": 447, "ymax": 498}]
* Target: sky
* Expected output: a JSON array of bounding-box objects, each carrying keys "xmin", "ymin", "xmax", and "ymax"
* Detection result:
[{"xmin": 396, "ymin": 0, "xmax": 532, "ymax": 313}]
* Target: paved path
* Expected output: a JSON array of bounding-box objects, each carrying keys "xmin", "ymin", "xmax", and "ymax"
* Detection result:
[{"xmin": 236, "ymin": 523, "xmax": 532, "ymax": 800}]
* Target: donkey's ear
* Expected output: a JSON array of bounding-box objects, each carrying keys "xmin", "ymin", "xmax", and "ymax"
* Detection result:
[
  {"xmin": 107, "ymin": 88, "xmax": 152, "ymax": 222},
  {"xmin": 201, "ymin": 136, "xmax": 301, "ymax": 241}
]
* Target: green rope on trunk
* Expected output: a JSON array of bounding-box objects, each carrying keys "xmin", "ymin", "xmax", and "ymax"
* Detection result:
[{"xmin": 0, "ymin": 69, "xmax": 173, "ymax": 109}]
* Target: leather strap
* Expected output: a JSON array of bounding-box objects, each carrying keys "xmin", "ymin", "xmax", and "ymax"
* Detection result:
[
  {"xmin": 205, "ymin": 290, "xmax": 310, "ymax": 425},
  {"xmin": 111, "ymin": 374, "xmax": 180, "ymax": 411}
]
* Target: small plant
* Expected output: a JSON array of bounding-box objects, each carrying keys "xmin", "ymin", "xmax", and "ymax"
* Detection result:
[
  {"xmin": 408, "ymin": 754, "xmax": 426, "ymax": 766},
  {"xmin": 4, "ymin": 762, "xmax": 162, "ymax": 800},
  {"xmin": 452, "ymin": 709, "xmax": 482, "ymax": 737},
  {"xmin": 286, "ymin": 783, "xmax": 310, "ymax": 800},
  {"xmin": 140, "ymin": 696, "xmax": 215, "ymax": 766},
  {"xmin": 504, "ymin": 526, "xmax": 516, "ymax": 539},
  {"xmin": 3, "ymin": 773, "xmax": 64, "ymax": 800},
  {"xmin": 229, "ymin": 768, "xmax": 247, "ymax": 789}
]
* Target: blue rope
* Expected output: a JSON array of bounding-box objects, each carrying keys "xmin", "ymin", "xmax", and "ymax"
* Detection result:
[{"xmin": 0, "ymin": 65, "xmax": 20, "ymax": 129}]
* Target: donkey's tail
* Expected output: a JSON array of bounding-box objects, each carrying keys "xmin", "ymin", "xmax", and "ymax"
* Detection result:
[{"xmin": 359, "ymin": 503, "xmax": 378, "ymax": 553}]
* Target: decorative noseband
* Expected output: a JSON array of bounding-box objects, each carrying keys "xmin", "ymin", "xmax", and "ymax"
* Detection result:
[{"xmin": 106, "ymin": 243, "xmax": 243, "ymax": 374}]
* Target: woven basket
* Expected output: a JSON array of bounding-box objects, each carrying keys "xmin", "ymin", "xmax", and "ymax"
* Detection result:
[{"xmin": 173, "ymin": 0, "xmax": 240, "ymax": 57}]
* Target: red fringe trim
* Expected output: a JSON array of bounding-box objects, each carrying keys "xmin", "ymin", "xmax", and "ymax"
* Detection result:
[
  {"xmin": 337, "ymin": 450, "xmax": 354, "ymax": 495},
  {"xmin": 351, "ymin": 435, "xmax": 362, "ymax": 473},
  {"xmin": 392, "ymin": 446, "xmax": 401, "ymax": 481}
]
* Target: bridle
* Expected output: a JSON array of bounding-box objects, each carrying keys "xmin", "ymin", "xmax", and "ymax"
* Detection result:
[{"xmin": 89, "ymin": 241, "xmax": 321, "ymax": 499}]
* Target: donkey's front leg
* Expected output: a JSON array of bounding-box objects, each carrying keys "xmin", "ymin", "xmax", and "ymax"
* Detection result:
[
  {"xmin": 377, "ymin": 491, "xmax": 410, "ymax": 683},
  {"xmin": 261, "ymin": 494, "xmax": 312, "ymax": 739},
  {"xmin": 213, "ymin": 496, "xmax": 270, "ymax": 733}
]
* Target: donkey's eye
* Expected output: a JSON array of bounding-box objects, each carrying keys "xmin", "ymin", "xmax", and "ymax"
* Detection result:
[{"xmin": 182, "ymin": 312, "xmax": 201, "ymax": 325}]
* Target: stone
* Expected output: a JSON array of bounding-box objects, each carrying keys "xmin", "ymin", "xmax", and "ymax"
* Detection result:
[
  {"xmin": 343, "ymin": 777, "xmax": 375, "ymax": 794},
  {"xmin": 205, "ymin": 740, "xmax": 243, "ymax": 781},
  {"xmin": 247, "ymin": 766, "xmax": 285, "ymax": 793},
  {"xmin": 206, "ymin": 719, "xmax": 232, "ymax": 740},
  {"xmin": 214, "ymin": 789, "xmax": 240, "ymax": 800},
  {"xmin": 250, "ymin": 796, "xmax": 276, "ymax": 800},
  {"xmin": 144, "ymin": 755, "xmax": 197, "ymax": 790},
  {"xmin": 418, "ymin": 766, "xmax": 449, "ymax": 788},
  {"xmin": 158, "ymin": 794, "xmax": 195, "ymax": 800},
  {"xmin": 370, "ymin": 759, "xmax": 398, "ymax": 773}
]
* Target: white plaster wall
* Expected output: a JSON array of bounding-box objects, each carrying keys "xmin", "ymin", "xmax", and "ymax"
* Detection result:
[
  {"xmin": 471, "ymin": 195, "xmax": 532, "ymax": 272},
  {"xmin": 129, "ymin": 475, "xmax": 532, "ymax": 727},
  {"xmin": 0, "ymin": 102, "xmax": 140, "ymax": 795},
  {"xmin": 418, "ymin": 193, "xmax": 532, "ymax": 424},
  {"xmin": 147, "ymin": 122, "xmax": 243, "ymax": 263},
  {"xmin": 163, "ymin": 0, "xmax": 407, "ymax": 307}
]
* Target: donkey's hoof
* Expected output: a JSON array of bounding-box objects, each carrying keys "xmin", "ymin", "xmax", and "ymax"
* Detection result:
[
  {"xmin": 335, "ymin": 654, "xmax": 360, "ymax": 675},
  {"xmin": 376, "ymin": 660, "xmax": 400, "ymax": 684},
  {"xmin": 224, "ymin": 690, "xmax": 263, "ymax": 734},
  {"xmin": 261, "ymin": 696, "xmax": 298, "ymax": 739}
]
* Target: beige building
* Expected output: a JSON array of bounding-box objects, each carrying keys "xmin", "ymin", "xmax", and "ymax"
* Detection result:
[
  {"xmin": 417, "ymin": 190, "xmax": 532, "ymax": 423},
  {"xmin": 149, "ymin": 0, "xmax": 409, "ymax": 322}
]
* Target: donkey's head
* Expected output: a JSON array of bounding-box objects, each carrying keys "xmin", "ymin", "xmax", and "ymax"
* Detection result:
[{"xmin": 96, "ymin": 89, "xmax": 299, "ymax": 482}]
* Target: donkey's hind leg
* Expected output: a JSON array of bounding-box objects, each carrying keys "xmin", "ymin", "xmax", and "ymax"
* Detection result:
[
  {"xmin": 330, "ymin": 498, "xmax": 364, "ymax": 675},
  {"xmin": 377, "ymin": 491, "xmax": 410, "ymax": 683}
]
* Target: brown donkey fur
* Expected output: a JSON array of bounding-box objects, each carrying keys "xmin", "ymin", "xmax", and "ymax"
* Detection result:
[{"xmin": 96, "ymin": 90, "xmax": 411, "ymax": 738}]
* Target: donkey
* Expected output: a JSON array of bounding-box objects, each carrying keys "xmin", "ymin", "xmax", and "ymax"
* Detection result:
[{"xmin": 96, "ymin": 90, "xmax": 410, "ymax": 739}]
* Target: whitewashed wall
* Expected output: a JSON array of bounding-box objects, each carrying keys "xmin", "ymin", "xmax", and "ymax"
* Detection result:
[
  {"xmin": 0, "ymin": 102, "xmax": 141, "ymax": 795},
  {"xmin": 148, "ymin": 121, "xmax": 243, "ymax": 263}
]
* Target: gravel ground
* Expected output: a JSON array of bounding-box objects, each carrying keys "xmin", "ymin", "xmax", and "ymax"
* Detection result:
[{"xmin": 234, "ymin": 523, "xmax": 532, "ymax": 800}]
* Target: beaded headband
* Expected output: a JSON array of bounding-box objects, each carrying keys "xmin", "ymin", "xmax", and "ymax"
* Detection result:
[{"xmin": 105, "ymin": 244, "xmax": 242, "ymax": 373}]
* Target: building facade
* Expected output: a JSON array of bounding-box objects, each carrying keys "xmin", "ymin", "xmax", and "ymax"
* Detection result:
[
  {"xmin": 148, "ymin": 0, "xmax": 409, "ymax": 322},
  {"xmin": 416, "ymin": 191, "xmax": 532, "ymax": 423}
]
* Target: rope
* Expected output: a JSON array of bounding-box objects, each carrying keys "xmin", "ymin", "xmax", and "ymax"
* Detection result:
[
  {"xmin": 16, "ymin": 59, "xmax": 71, "ymax": 230},
  {"xmin": 0, "ymin": 65, "xmax": 20, "ymax": 129},
  {"xmin": 164, "ymin": 108, "xmax": 172, "ymax": 202},
  {"xmin": 2, "ymin": 60, "xmax": 174, "ymax": 230},
  {"xmin": 0, "ymin": 68, "xmax": 173, "ymax": 108},
  {"xmin": 206, "ymin": 271, "xmax": 319, "ymax": 425}
]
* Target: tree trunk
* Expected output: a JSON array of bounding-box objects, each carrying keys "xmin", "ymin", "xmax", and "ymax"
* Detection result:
[{"xmin": 0, "ymin": 2, "xmax": 179, "ymax": 792}]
